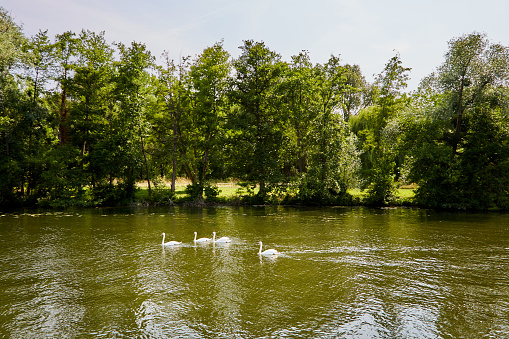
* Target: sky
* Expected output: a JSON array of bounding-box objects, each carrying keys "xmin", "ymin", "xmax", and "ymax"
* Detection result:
[{"xmin": 4, "ymin": 0, "xmax": 509, "ymax": 91}]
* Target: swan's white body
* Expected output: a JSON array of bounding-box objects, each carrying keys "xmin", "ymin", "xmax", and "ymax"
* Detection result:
[
  {"xmin": 212, "ymin": 232, "xmax": 231, "ymax": 243},
  {"xmin": 161, "ymin": 233, "xmax": 181, "ymax": 246},
  {"xmin": 194, "ymin": 232, "xmax": 212, "ymax": 243},
  {"xmin": 258, "ymin": 241, "xmax": 279, "ymax": 255}
]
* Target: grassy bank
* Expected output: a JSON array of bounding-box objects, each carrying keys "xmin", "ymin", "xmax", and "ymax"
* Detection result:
[{"xmin": 135, "ymin": 180, "xmax": 416, "ymax": 206}]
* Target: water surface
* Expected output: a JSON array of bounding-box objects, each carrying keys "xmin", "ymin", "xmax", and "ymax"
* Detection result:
[{"xmin": 1, "ymin": 206, "xmax": 508, "ymax": 338}]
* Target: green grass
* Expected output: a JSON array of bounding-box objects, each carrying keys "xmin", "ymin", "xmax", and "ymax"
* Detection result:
[
  {"xmin": 135, "ymin": 181, "xmax": 416, "ymax": 205},
  {"xmin": 397, "ymin": 187, "xmax": 415, "ymax": 199},
  {"xmin": 347, "ymin": 188, "xmax": 368, "ymax": 199}
]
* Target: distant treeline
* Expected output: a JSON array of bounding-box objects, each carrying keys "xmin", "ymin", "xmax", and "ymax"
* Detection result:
[{"xmin": 1, "ymin": 7, "xmax": 509, "ymax": 209}]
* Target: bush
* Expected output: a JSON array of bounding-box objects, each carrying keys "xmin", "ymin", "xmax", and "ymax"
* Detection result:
[
  {"xmin": 144, "ymin": 179, "xmax": 176, "ymax": 205},
  {"xmin": 185, "ymin": 183, "xmax": 222, "ymax": 202},
  {"xmin": 93, "ymin": 182, "xmax": 137, "ymax": 206}
]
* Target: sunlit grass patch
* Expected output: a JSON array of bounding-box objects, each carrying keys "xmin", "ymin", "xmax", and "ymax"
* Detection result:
[{"xmin": 135, "ymin": 179, "xmax": 416, "ymax": 205}]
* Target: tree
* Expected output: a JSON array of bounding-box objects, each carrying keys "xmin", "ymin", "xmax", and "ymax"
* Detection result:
[
  {"xmin": 298, "ymin": 55, "xmax": 361, "ymax": 204},
  {"xmin": 229, "ymin": 40, "xmax": 285, "ymax": 199},
  {"xmin": 0, "ymin": 7, "xmax": 26, "ymax": 158},
  {"xmin": 351, "ymin": 53, "xmax": 411, "ymax": 205},
  {"xmin": 114, "ymin": 41, "xmax": 155, "ymax": 196},
  {"xmin": 313, "ymin": 55, "xmax": 349, "ymax": 181},
  {"xmin": 23, "ymin": 30, "xmax": 54, "ymax": 105},
  {"xmin": 53, "ymin": 31, "xmax": 77, "ymax": 145},
  {"xmin": 406, "ymin": 33, "xmax": 509, "ymax": 209},
  {"xmin": 187, "ymin": 41, "xmax": 231, "ymax": 198},
  {"xmin": 0, "ymin": 10, "xmax": 61, "ymax": 205},
  {"xmin": 153, "ymin": 53, "xmax": 192, "ymax": 192},
  {"xmin": 0, "ymin": 7, "xmax": 25, "ymax": 78},
  {"xmin": 19, "ymin": 31, "xmax": 58, "ymax": 201},
  {"xmin": 340, "ymin": 64, "xmax": 366, "ymax": 122},
  {"xmin": 0, "ymin": 8, "xmax": 27, "ymax": 204},
  {"xmin": 434, "ymin": 32, "xmax": 509, "ymax": 152},
  {"xmin": 66, "ymin": 30, "xmax": 115, "ymax": 189},
  {"xmin": 277, "ymin": 50, "xmax": 315, "ymax": 175}
]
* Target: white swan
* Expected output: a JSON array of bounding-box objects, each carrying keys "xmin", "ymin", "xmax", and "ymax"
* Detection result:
[
  {"xmin": 161, "ymin": 233, "xmax": 181, "ymax": 246},
  {"xmin": 212, "ymin": 232, "xmax": 231, "ymax": 243},
  {"xmin": 193, "ymin": 231, "xmax": 212, "ymax": 243},
  {"xmin": 258, "ymin": 241, "xmax": 279, "ymax": 256}
]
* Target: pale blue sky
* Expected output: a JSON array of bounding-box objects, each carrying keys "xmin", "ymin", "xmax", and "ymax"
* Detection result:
[{"xmin": 4, "ymin": 0, "xmax": 509, "ymax": 90}]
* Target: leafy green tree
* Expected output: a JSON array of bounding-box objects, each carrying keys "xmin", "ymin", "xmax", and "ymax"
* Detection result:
[
  {"xmin": 298, "ymin": 55, "xmax": 361, "ymax": 204},
  {"xmin": 113, "ymin": 41, "xmax": 155, "ymax": 196},
  {"xmin": 31, "ymin": 31, "xmax": 88, "ymax": 207},
  {"xmin": 55, "ymin": 29, "xmax": 116, "ymax": 201},
  {"xmin": 340, "ymin": 64, "xmax": 366, "ymax": 122},
  {"xmin": 0, "ymin": 9, "xmax": 60, "ymax": 205},
  {"xmin": 153, "ymin": 53, "xmax": 192, "ymax": 192},
  {"xmin": 22, "ymin": 30, "xmax": 55, "ymax": 105},
  {"xmin": 0, "ymin": 9, "xmax": 24, "ymax": 121},
  {"xmin": 0, "ymin": 7, "xmax": 27, "ymax": 204},
  {"xmin": 405, "ymin": 33, "xmax": 509, "ymax": 209},
  {"xmin": 229, "ymin": 40, "xmax": 285, "ymax": 199},
  {"xmin": 0, "ymin": 7, "xmax": 25, "ymax": 71},
  {"xmin": 53, "ymin": 31, "xmax": 77, "ymax": 145},
  {"xmin": 434, "ymin": 32, "xmax": 509, "ymax": 152},
  {"xmin": 277, "ymin": 50, "xmax": 315, "ymax": 175},
  {"xmin": 187, "ymin": 41, "xmax": 231, "ymax": 198},
  {"xmin": 351, "ymin": 53, "xmax": 411, "ymax": 205},
  {"xmin": 313, "ymin": 56, "xmax": 349, "ymax": 179},
  {"xmin": 455, "ymin": 107, "xmax": 509, "ymax": 209}
]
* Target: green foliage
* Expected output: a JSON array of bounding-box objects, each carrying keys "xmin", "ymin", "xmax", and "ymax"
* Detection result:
[
  {"xmin": 409, "ymin": 109, "xmax": 509, "ymax": 210},
  {"xmin": 38, "ymin": 145, "xmax": 87, "ymax": 205},
  {"xmin": 0, "ymin": 8, "xmax": 26, "ymax": 72},
  {"xmin": 404, "ymin": 33, "xmax": 509, "ymax": 210},
  {"xmin": 364, "ymin": 155, "xmax": 396, "ymax": 206},
  {"xmin": 229, "ymin": 40, "xmax": 286, "ymax": 198},
  {"xmin": 185, "ymin": 183, "xmax": 221, "ymax": 202},
  {"xmin": 23, "ymin": 30, "xmax": 55, "ymax": 103},
  {"xmin": 298, "ymin": 168, "xmax": 350, "ymax": 205},
  {"xmin": 236, "ymin": 182, "xmax": 256, "ymax": 196},
  {"xmin": 152, "ymin": 53, "xmax": 193, "ymax": 191},
  {"xmin": 92, "ymin": 182, "xmax": 137, "ymax": 206},
  {"xmin": 352, "ymin": 53, "xmax": 411, "ymax": 205},
  {"xmin": 0, "ymin": 8, "xmax": 27, "ymax": 206},
  {"xmin": 186, "ymin": 41, "xmax": 231, "ymax": 188},
  {"xmin": 204, "ymin": 184, "xmax": 221, "ymax": 201},
  {"xmin": 138, "ymin": 178, "xmax": 176, "ymax": 205},
  {"xmin": 2, "ymin": 13, "xmax": 509, "ymax": 210},
  {"xmin": 457, "ymin": 110, "xmax": 509, "ymax": 209},
  {"xmin": 277, "ymin": 50, "xmax": 315, "ymax": 175}
]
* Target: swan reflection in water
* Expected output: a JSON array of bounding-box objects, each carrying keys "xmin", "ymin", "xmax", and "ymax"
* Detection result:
[{"xmin": 161, "ymin": 242, "xmax": 182, "ymax": 264}]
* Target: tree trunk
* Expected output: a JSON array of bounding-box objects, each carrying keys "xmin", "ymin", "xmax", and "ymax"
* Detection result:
[
  {"xmin": 296, "ymin": 121, "xmax": 303, "ymax": 173},
  {"xmin": 259, "ymin": 180, "xmax": 266, "ymax": 198},
  {"xmin": 171, "ymin": 127, "xmax": 177, "ymax": 192},
  {"xmin": 59, "ymin": 88, "xmax": 69, "ymax": 145},
  {"xmin": 141, "ymin": 135, "xmax": 151, "ymax": 196},
  {"xmin": 1, "ymin": 92, "xmax": 9, "ymax": 156},
  {"xmin": 452, "ymin": 77, "xmax": 466, "ymax": 154}
]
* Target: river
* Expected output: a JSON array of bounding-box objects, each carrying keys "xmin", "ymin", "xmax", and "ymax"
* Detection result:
[{"xmin": 1, "ymin": 206, "xmax": 508, "ymax": 338}]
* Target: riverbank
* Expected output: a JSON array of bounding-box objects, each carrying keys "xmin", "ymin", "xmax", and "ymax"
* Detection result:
[{"xmin": 134, "ymin": 180, "xmax": 416, "ymax": 207}]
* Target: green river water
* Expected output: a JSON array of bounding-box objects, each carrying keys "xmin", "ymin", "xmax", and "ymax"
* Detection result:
[{"xmin": 1, "ymin": 206, "xmax": 508, "ymax": 338}]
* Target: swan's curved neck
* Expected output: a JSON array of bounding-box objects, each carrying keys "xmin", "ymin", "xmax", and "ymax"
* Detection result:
[
  {"xmin": 213, "ymin": 233, "xmax": 216, "ymax": 242},
  {"xmin": 258, "ymin": 242, "xmax": 263, "ymax": 254},
  {"xmin": 162, "ymin": 233, "xmax": 165, "ymax": 244},
  {"xmin": 194, "ymin": 233, "xmax": 197, "ymax": 241}
]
